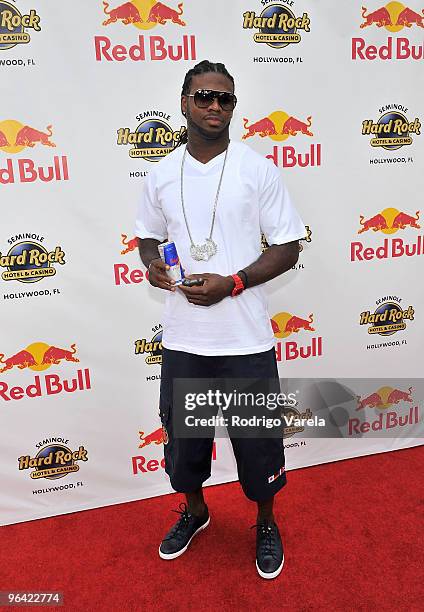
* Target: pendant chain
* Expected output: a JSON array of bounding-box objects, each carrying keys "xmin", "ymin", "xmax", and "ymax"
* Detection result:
[{"xmin": 180, "ymin": 142, "xmax": 230, "ymax": 260}]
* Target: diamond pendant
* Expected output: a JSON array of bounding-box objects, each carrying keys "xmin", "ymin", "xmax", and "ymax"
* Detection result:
[{"xmin": 190, "ymin": 238, "xmax": 217, "ymax": 261}]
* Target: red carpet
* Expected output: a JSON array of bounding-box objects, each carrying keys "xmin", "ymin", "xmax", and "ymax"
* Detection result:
[{"xmin": 1, "ymin": 446, "xmax": 423, "ymax": 611}]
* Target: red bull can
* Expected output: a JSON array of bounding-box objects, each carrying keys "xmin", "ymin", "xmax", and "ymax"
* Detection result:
[{"xmin": 158, "ymin": 241, "xmax": 185, "ymax": 285}]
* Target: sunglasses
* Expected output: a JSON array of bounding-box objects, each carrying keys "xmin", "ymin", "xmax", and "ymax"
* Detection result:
[{"xmin": 186, "ymin": 89, "xmax": 237, "ymax": 111}]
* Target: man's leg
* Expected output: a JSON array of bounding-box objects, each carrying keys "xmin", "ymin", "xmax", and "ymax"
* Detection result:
[
  {"xmin": 257, "ymin": 495, "xmax": 274, "ymax": 523},
  {"xmin": 158, "ymin": 347, "xmax": 214, "ymax": 559},
  {"xmin": 219, "ymin": 348, "xmax": 286, "ymax": 579},
  {"xmin": 186, "ymin": 488, "xmax": 208, "ymax": 517}
]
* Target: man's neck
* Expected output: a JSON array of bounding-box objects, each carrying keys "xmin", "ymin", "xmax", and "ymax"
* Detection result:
[{"xmin": 186, "ymin": 133, "xmax": 230, "ymax": 164}]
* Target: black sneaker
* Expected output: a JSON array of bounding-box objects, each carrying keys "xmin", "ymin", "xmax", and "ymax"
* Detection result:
[
  {"xmin": 159, "ymin": 502, "xmax": 210, "ymax": 560},
  {"xmin": 252, "ymin": 521, "xmax": 284, "ymax": 579}
]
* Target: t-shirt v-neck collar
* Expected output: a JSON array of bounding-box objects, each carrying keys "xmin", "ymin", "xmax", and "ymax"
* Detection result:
[{"xmin": 185, "ymin": 145, "xmax": 229, "ymax": 173}]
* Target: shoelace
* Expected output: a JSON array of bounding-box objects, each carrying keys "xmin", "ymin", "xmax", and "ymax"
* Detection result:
[
  {"xmin": 251, "ymin": 523, "xmax": 278, "ymax": 559},
  {"xmin": 164, "ymin": 502, "xmax": 193, "ymax": 542}
]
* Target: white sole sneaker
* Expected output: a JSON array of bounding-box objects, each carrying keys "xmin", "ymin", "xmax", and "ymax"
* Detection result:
[
  {"xmin": 158, "ymin": 516, "xmax": 210, "ymax": 560},
  {"xmin": 256, "ymin": 554, "xmax": 285, "ymax": 579}
]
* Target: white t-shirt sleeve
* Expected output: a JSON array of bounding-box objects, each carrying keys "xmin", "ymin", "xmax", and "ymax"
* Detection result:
[
  {"xmin": 259, "ymin": 173, "xmax": 307, "ymax": 245},
  {"xmin": 135, "ymin": 172, "xmax": 167, "ymax": 241}
]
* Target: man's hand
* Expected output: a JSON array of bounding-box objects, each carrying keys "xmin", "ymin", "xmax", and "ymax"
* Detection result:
[
  {"xmin": 148, "ymin": 258, "xmax": 176, "ymax": 292},
  {"xmin": 178, "ymin": 273, "xmax": 234, "ymax": 306}
]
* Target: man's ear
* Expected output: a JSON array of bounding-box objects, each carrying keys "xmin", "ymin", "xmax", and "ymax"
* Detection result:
[{"xmin": 181, "ymin": 95, "xmax": 187, "ymax": 117}]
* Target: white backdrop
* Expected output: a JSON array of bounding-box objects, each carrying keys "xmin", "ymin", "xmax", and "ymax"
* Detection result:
[{"xmin": 1, "ymin": 0, "xmax": 423, "ymax": 525}]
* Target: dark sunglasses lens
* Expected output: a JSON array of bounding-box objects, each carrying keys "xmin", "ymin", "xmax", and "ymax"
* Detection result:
[
  {"xmin": 218, "ymin": 93, "xmax": 236, "ymax": 110},
  {"xmin": 194, "ymin": 90, "xmax": 215, "ymax": 107}
]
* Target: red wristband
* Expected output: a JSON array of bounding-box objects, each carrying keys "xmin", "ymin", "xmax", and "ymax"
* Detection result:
[{"xmin": 231, "ymin": 274, "xmax": 245, "ymax": 297}]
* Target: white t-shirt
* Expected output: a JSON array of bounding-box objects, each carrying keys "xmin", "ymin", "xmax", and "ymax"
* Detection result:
[{"xmin": 135, "ymin": 140, "xmax": 306, "ymax": 356}]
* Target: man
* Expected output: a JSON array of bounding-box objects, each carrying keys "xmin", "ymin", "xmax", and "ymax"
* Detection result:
[{"xmin": 135, "ymin": 60, "xmax": 306, "ymax": 579}]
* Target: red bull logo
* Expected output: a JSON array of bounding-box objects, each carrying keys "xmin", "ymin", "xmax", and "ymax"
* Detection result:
[
  {"xmin": 117, "ymin": 112, "xmax": 185, "ymax": 161},
  {"xmin": 0, "ymin": 342, "xmax": 91, "ymax": 402},
  {"xmin": 359, "ymin": 297, "xmax": 414, "ymax": 337},
  {"xmin": 353, "ymin": 3, "xmax": 424, "ymax": 60},
  {"xmin": 0, "ymin": 120, "xmax": 69, "ymax": 185},
  {"xmin": 132, "ymin": 433, "xmax": 217, "ymax": 474},
  {"xmin": 139, "ymin": 426, "xmax": 168, "ymax": 448},
  {"xmin": 356, "ymin": 385, "xmax": 413, "ymax": 410},
  {"xmin": 349, "ymin": 385, "xmax": 419, "ymax": 434},
  {"xmin": 351, "ymin": 208, "xmax": 424, "ymax": 262},
  {"xmin": 242, "ymin": 111, "xmax": 313, "ymax": 141},
  {"xmin": 360, "ymin": 3, "xmax": 424, "ymax": 30},
  {"xmin": 362, "ymin": 105, "xmax": 421, "ymax": 149},
  {"xmin": 0, "ymin": 1, "xmax": 41, "ymax": 51},
  {"xmin": 95, "ymin": 0, "xmax": 196, "ymax": 62},
  {"xmin": 115, "ymin": 232, "xmax": 149, "ymax": 286},
  {"xmin": 244, "ymin": 109, "xmax": 321, "ymax": 169},
  {"xmin": 121, "ymin": 234, "xmax": 138, "ymax": 255},
  {"xmin": 271, "ymin": 311, "xmax": 323, "ymax": 361},
  {"xmin": 242, "ymin": 1, "xmax": 311, "ymax": 49}
]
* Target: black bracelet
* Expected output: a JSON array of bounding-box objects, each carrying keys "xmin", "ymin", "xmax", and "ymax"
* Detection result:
[{"xmin": 237, "ymin": 269, "xmax": 248, "ymax": 288}]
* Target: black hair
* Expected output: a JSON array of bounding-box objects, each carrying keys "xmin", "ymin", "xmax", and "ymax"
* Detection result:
[
  {"xmin": 177, "ymin": 60, "xmax": 235, "ymax": 146},
  {"xmin": 181, "ymin": 59, "xmax": 235, "ymax": 96}
]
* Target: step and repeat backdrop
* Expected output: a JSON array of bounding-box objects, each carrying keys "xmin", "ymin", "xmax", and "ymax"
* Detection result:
[{"xmin": 1, "ymin": 1, "xmax": 423, "ymax": 525}]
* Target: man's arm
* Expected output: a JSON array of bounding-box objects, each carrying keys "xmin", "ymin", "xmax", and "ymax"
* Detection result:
[
  {"xmin": 178, "ymin": 241, "xmax": 299, "ymax": 306},
  {"xmin": 137, "ymin": 237, "xmax": 176, "ymax": 292},
  {"xmin": 240, "ymin": 240, "xmax": 299, "ymax": 288}
]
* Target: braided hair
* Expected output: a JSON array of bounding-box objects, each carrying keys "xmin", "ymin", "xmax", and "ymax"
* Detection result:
[{"xmin": 177, "ymin": 60, "xmax": 235, "ymax": 146}]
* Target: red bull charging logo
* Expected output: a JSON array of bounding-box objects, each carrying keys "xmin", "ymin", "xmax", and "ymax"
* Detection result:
[
  {"xmin": 356, "ymin": 385, "xmax": 413, "ymax": 410},
  {"xmin": 349, "ymin": 385, "xmax": 419, "ymax": 434},
  {"xmin": 121, "ymin": 234, "xmax": 138, "ymax": 255},
  {"xmin": 351, "ymin": 208, "xmax": 423, "ymax": 262},
  {"xmin": 243, "ymin": 109, "xmax": 321, "ymax": 169},
  {"xmin": 0, "ymin": 342, "xmax": 91, "ymax": 402},
  {"xmin": 115, "ymin": 234, "xmax": 149, "ymax": 286},
  {"xmin": 132, "ymin": 430, "xmax": 217, "ymax": 474},
  {"xmin": 0, "ymin": 1, "xmax": 41, "ymax": 51},
  {"xmin": 353, "ymin": 3, "xmax": 424, "ymax": 60},
  {"xmin": 0, "ymin": 120, "xmax": 69, "ymax": 185},
  {"xmin": 271, "ymin": 311, "xmax": 323, "ymax": 361},
  {"xmin": 95, "ymin": 0, "xmax": 196, "ymax": 62}
]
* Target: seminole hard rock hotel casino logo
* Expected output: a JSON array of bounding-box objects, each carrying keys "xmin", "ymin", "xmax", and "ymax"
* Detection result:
[
  {"xmin": 242, "ymin": 109, "xmax": 321, "ymax": 169},
  {"xmin": 1, "ymin": 235, "xmax": 65, "ymax": 284},
  {"xmin": 18, "ymin": 439, "xmax": 88, "ymax": 480},
  {"xmin": 242, "ymin": 1, "xmax": 311, "ymax": 49},
  {"xmin": 0, "ymin": 1, "xmax": 41, "ymax": 50},
  {"xmin": 363, "ymin": 104, "xmax": 421, "ymax": 150},
  {"xmin": 95, "ymin": 1, "xmax": 197, "ymax": 62},
  {"xmin": 117, "ymin": 111, "xmax": 185, "ymax": 162},
  {"xmin": 352, "ymin": 2, "xmax": 424, "ymax": 61},
  {"xmin": 359, "ymin": 296, "xmax": 414, "ymax": 350},
  {"xmin": 350, "ymin": 208, "xmax": 423, "ymax": 262}
]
